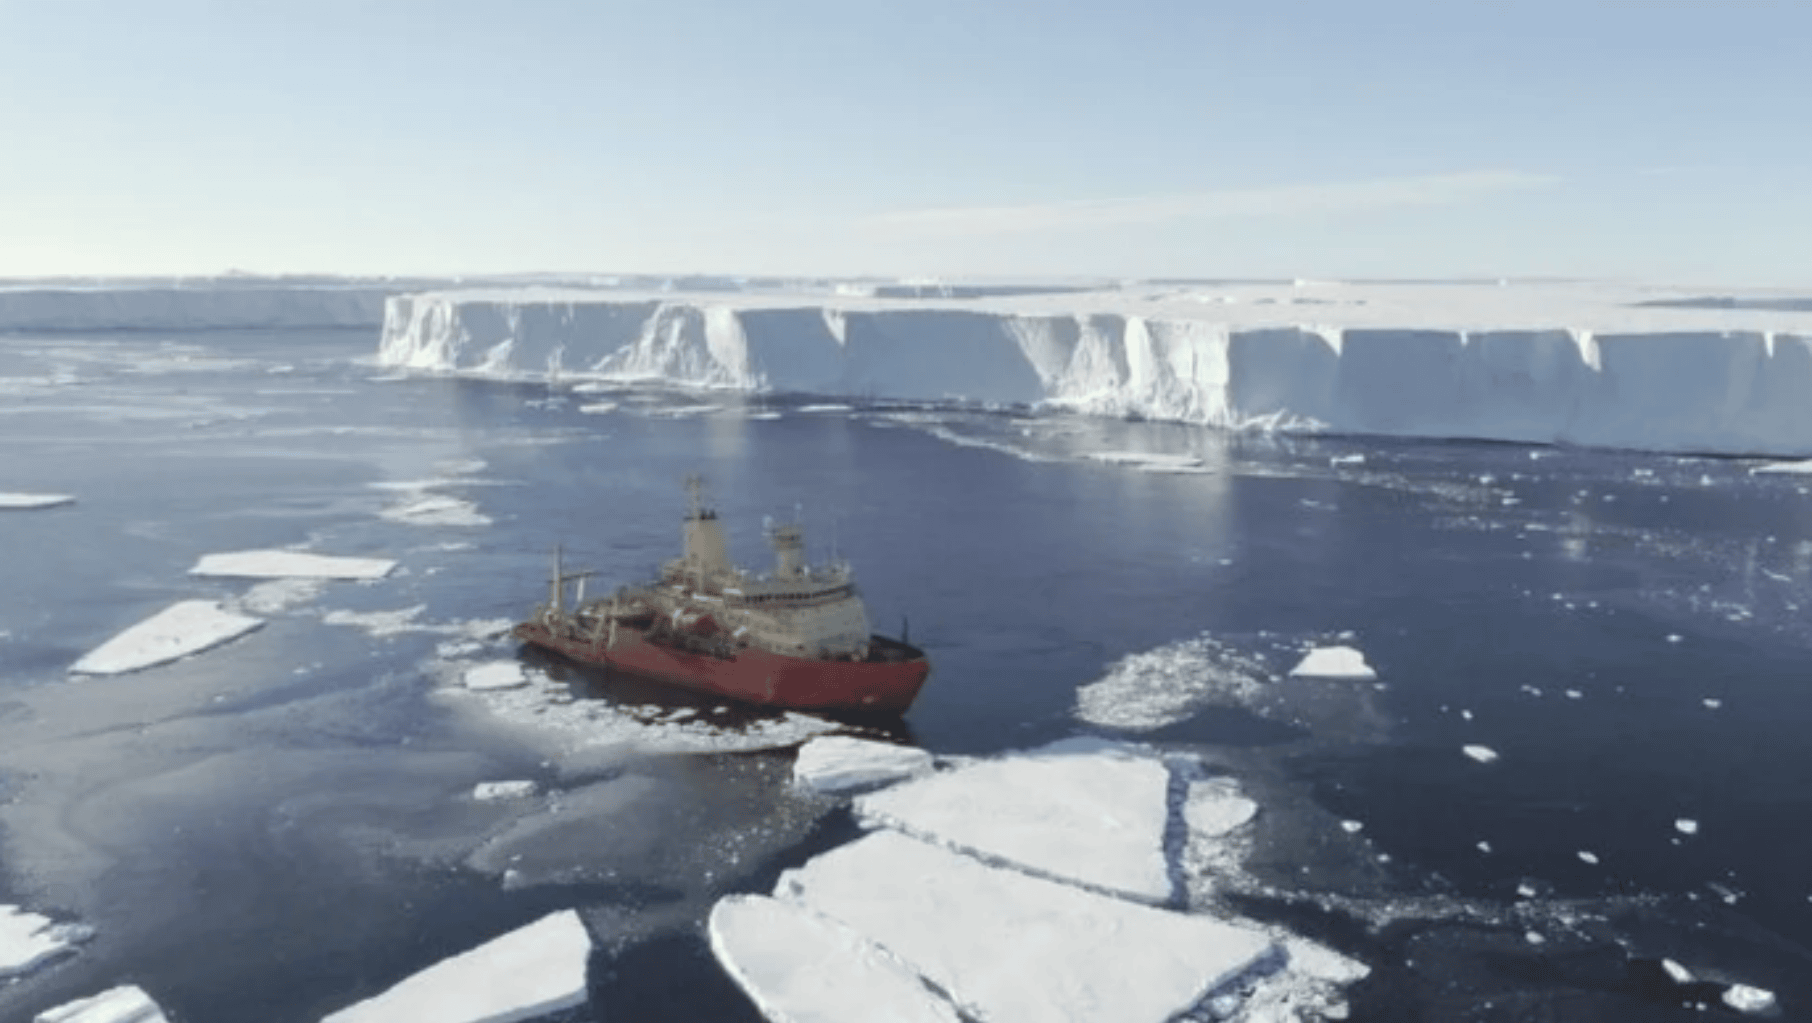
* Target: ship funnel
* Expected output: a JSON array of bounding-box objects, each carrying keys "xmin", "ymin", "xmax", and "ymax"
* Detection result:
[
  {"xmin": 681, "ymin": 474, "xmax": 733, "ymax": 583},
  {"xmin": 769, "ymin": 522, "xmax": 806, "ymax": 579}
]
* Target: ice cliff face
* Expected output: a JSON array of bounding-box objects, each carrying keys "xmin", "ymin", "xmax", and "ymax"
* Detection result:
[{"xmin": 380, "ymin": 285, "xmax": 1812, "ymax": 456}]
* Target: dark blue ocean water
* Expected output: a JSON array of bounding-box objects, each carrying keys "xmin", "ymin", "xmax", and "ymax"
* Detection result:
[{"xmin": 2, "ymin": 327, "xmax": 1809, "ymax": 1021}]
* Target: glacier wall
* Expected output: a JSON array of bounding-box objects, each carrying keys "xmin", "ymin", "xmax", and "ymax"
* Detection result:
[{"xmin": 378, "ymin": 291, "xmax": 1812, "ymax": 457}]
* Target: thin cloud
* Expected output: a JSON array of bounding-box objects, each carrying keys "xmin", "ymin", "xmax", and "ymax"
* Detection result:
[{"xmin": 866, "ymin": 171, "xmax": 1559, "ymax": 238}]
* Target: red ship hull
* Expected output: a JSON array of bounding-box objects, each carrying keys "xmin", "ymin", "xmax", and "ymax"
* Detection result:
[{"xmin": 513, "ymin": 621, "xmax": 931, "ymax": 715}]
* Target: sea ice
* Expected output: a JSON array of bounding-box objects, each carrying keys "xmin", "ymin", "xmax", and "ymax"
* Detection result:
[
  {"xmin": 1752, "ymin": 459, "xmax": 1812, "ymax": 475},
  {"xmin": 465, "ymin": 661, "xmax": 528, "ymax": 691},
  {"xmin": 1289, "ymin": 646, "xmax": 1378, "ymax": 681},
  {"xmin": 1183, "ymin": 777, "xmax": 1258, "ymax": 838},
  {"xmin": 709, "ymin": 895, "xmax": 960, "ymax": 1023},
  {"xmin": 189, "ymin": 549, "xmax": 396, "ymax": 580},
  {"xmin": 34, "ymin": 985, "xmax": 169, "ymax": 1023},
  {"xmin": 792, "ymin": 735, "xmax": 933, "ymax": 795},
  {"xmin": 70, "ymin": 600, "xmax": 263, "ymax": 675},
  {"xmin": 1662, "ymin": 958, "xmax": 1694, "ymax": 983},
  {"xmin": 774, "ymin": 830, "xmax": 1277, "ymax": 1023},
  {"xmin": 854, "ymin": 739, "xmax": 1172, "ymax": 902},
  {"xmin": 0, "ymin": 492, "xmax": 75, "ymax": 510},
  {"xmin": 473, "ymin": 781, "xmax": 539, "ymax": 801},
  {"xmin": 1577, "ymin": 850, "xmax": 1600, "ymax": 865},
  {"xmin": 1073, "ymin": 634, "xmax": 1268, "ymax": 732},
  {"xmin": 232, "ymin": 577, "xmax": 328, "ymax": 615},
  {"xmin": 1, "ymin": 905, "xmax": 88, "ymax": 979},
  {"xmin": 1463, "ymin": 745, "xmax": 1499, "ymax": 764},
  {"xmin": 1088, "ymin": 451, "xmax": 1204, "ymax": 469},
  {"xmin": 1722, "ymin": 983, "xmax": 1778, "ymax": 1014},
  {"xmin": 1676, "ymin": 818, "xmax": 1700, "ymax": 836},
  {"xmin": 577, "ymin": 401, "xmax": 617, "ymax": 414},
  {"xmin": 381, "ymin": 494, "xmax": 492, "ymax": 527},
  {"xmin": 321, "ymin": 910, "xmax": 590, "ymax": 1023}
]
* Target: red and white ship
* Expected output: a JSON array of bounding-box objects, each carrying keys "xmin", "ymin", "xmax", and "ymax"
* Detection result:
[{"xmin": 513, "ymin": 478, "xmax": 930, "ymax": 715}]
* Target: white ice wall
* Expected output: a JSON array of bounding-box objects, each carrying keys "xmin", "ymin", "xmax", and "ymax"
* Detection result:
[{"xmin": 378, "ymin": 290, "xmax": 1812, "ymax": 456}]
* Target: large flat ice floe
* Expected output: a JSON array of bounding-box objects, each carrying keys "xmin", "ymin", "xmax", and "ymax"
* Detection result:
[
  {"xmin": 708, "ymin": 896, "xmax": 961, "ymax": 1023},
  {"xmin": 35, "ymin": 985, "xmax": 170, "ymax": 1023},
  {"xmin": 189, "ymin": 549, "xmax": 396, "ymax": 580},
  {"xmin": 69, "ymin": 600, "xmax": 263, "ymax": 675},
  {"xmin": 771, "ymin": 830, "xmax": 1275, "ymax": 1023},
  {"xmin": 377, "ymin": 279, "xmax": 1812, "ymax": 456},
  {"xmin": 321, "ymin": 910, "xmax": 590, "ymax": 1023},
  {"xmin": 854, "ymin": 739, "xmax": 1173, "ymax": 902}
]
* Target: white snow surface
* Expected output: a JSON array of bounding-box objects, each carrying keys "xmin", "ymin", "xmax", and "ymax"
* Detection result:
[
  {"xmin": 0, "ymin": 493, "xmax": 75, "ymax": 510},
  {"xmin": 377, "ymin": 280, "xmax": 1812, "ymax": 456},
  {"xmin": 1, "ymin": 906, "xmax": 87, "ymax": 979},
  {"xmin": 772, "ymin": 829, "xmax": 1277, "ymax": 1023},
  {"xmin": 69, "ymin": 600, "xmax": 263, "ymax": 675},
  {"xmin": 1289, "ymin": 645, "xmax": 1378, "ymax": 681},
  {"xmin": 189, "ymin": 549, "xmax": 396, "ymax": 580},
  {"xmin": 792, "ymin": 735, "xmax": 933, "ymax": 794},
  {"xmin": 709, "ymin": 895, "xmax": 961, "ymax": 1023},
  {"xmin": 321, "ymin": 910, "xmax": 590, "ymax": 1023},
  {"xmin": 34, "ymin": 985, "xmax": 169, "ymax": 1023},
  {"xmin": 853, "ymin": 739, "xmax": 1172, "ymax": 903}
]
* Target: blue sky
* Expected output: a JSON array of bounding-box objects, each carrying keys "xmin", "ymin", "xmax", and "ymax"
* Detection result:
[{"xmin": 2, "ymin": 1, "xmax": 1807, "ymax": 283}]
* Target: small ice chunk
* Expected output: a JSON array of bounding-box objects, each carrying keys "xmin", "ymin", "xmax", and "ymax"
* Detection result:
[
  {"xmin": 792, "ymin": 735, "xmax": 932, "ymax": 795},
  {"xmin": 474, "ymin": 781, "xmax": 539, "ymax": 801},
  {"xmin": 34, "ymin": 984, "xmax": 169, "ymax": 1023},
  {"xmin": 70, "ymin": 600, "xmax": 263, "ymax": 675},
  {"xmin": 189, "ymin": 549, "xmax": 395, "ymax": 580},
  {"xmin": 0, "ymin": 493, "xmax": 75, "ymax": 510},
  {"xmin": 1577, "ymin": 850, "xmax": 1600, "ymax": 865},
  {"xmin": 1461, "ymin": 709, "xmax": 1474, "ymax": 721},
  {"xmin": 1477, "ymin": 841, "xmax": 1493, "ymax": 854},
  {"xmin": 1524, "ymin": 931, "xmax": 1545, "ymax": 945},
  {"xmin": 1341, "ymin": 820, "xmax": 1364, "ymax": 834},
  {"xmin": 578, "ymin": 401, "xmax": 617, "ymax": 414},
  {"xmin": 709, "ymin": 895, "xmax": 960, "ymax": 1023},
  {"xmin": 382, "ymin": 494, "xmax": 492, "ymax": 527},
  {"xmin": 1516, "ymin": 883, "xmax": 1537, "ymax": 898},
  {"xmin": 465, "ymin": 661, "xmax": 528, "ymax": 691},
  {"xmin": 1676, "ymin": 819, "xmax": 1699, "ymax": 836},
  {"xmin": 1, "ymin": 906, "xmax": 87, "ymax": 979},
  {"xmin": 1183, "ymin": 778, "xmax": 1258, "ymax": 838},
  {"xmin": 321, "ymin": 910, "xmax": 590, "ymax": 1023},
  {"xmin": 1722, "ymin": 983, "xmax": 1777, "ymax": 1014},
  {"xmin": 1330, "ymin": 454, "xmax": 1366, "ymax": 466},
  {"xmin": 1289, "ymin": 646, "xmax": 1377, "ymax": 681},
  {"xmin": 1666, "ymin": 634, "xmax": 1683, "ymax": 644},
  {"xmin": 1703, "ymin": 698, "xmax": 1722, "ymax": 710},
  {"xmin": 1565, "ymin": 689, "xmax": 1583, "ymax": 700},
  {"xmin": 1463, "ymin": 745, "xmax": 1499, "ymax": 764},
  {"xmin": 1662, "ymin": 958, "xmax": 1694, "ymax": 983}
]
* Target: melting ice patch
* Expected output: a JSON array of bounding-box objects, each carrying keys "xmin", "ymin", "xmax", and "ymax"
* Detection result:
[
  {"xmin": 321, "ymin": 910, "xmax": 590, "ymax": 1023},
  {"xmin": 69, "ymin": 600, "xmax": 263, "ymax": 675},
  {"xmin": 1074, "ymin": 635, "xmax": 1270, "ymax": 732}
]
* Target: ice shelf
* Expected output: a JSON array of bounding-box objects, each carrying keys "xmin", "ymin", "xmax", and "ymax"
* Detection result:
[
  {"xmin": 854, "ymin": 738, "xmax": 1173, "ymax": 903},
  {"xmin": 376, "ymin": 280, "xmax": 1812, "ymax": 457},
  {"xmin": 320, "ymin": 910, "xmax": 590, "ymax": 1023},
  {"xmin": 69, "ymin": 600, "xmax": 263, "ymax": 675},
  {"xmin": 189, "ymin": 549, "xmax": 396, "ymax": 580},
  {"xmin": 709, "ymin": 895, "xmax": 961, "ymax": 1023},
  {"xmin": 792, "ymin": 735, "xmax": 933, "ymax": 794},
  {"xmin": 34, "ymin": 985, "xmax": 170, "ymax": 1023}
]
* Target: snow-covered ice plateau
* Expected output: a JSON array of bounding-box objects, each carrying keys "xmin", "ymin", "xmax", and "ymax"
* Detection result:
[{"xmin": 377, "ymin": 279, "xmax": 1812, "ymax": 456}]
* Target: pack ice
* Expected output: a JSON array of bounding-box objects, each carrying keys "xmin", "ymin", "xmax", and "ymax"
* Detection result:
[
  {"xmin": 378, "ymin": 280, "xmax": 1812, "ymax": 456},
  {"xmin": 714, "ymin": 739, "xmax": 1367, "ymax": 1023}
]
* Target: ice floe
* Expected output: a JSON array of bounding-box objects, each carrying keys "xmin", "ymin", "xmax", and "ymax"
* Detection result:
[
  {"xmin": 854, "ymin": 739, "xmax": 1173, "ymax": 903},
  {"xmin": 1, "ymin": 905, "xmax": 91, "ymax": 979},
  {"xmin": 321, "ymin": 910, "xmax": 590, "ymax": 1023},
  {"xmin": 1184, "ymin": 777, "xmax": 1259, "ymax": 838},
  {"xmin": 709, "ymin": 895, "xmax": 961, "ymax": 1023},
  {"xmin": 1464, "ymin": 745, "xmax": 1500, "ymax": 764},
  {"xmin": 1751, "ymin": 459, "xmax": 1812, "ymax": 475},
  {"xmin": 189, "ymin": 549, "xmax": 396, "ymax": 580},
  {"xmin": 380, "ymin": 493, "xmax": 492, "ymax": 527},
  {"xmin": 70, "ymin": 600, "xmax": 263, "ymax": 675},
  {"xmin": 1288, "ymin": 645, "xmax": 1377, "ymax": 681},
  {"xmin": 473, "ymin": 781, "xmax": 539, "ymax": 801},
  {"xmin": 792, "ymin": 735, "xmax": 933, "ymax": 795},
  {"xmin": 1676, "ymin": 818, "xmax": 1700, "ymax": 836},
  {"xmin": 1577, "ymin": 850, "xmax": 1600, "ymax": 865},
  {"xmin": 0, "ymin": 492, "xmax": 75, "ymax": 510},
  {"xmin": 1074, "ymin": 635, "xmax": 1269, "ymax": 732},
  {"xmin": 34, "ymin": 985, "xmax": 169, "ymax": 1023},
  {"xmin": 770, "ymin": 829, "xmax": 1277, "ymax": 1023},
  {"xmin": 1723, "ymin": 983, "xmax": 1778, "ymax": 1014},
  {"xmin": 464, "ymin": 661, "xmax": 528, "ymax": 691}
]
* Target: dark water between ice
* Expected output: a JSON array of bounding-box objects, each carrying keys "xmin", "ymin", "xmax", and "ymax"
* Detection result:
[{"xmin": 1, "ymin": 327, "xmax": 1810, "ymax": 1020}]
